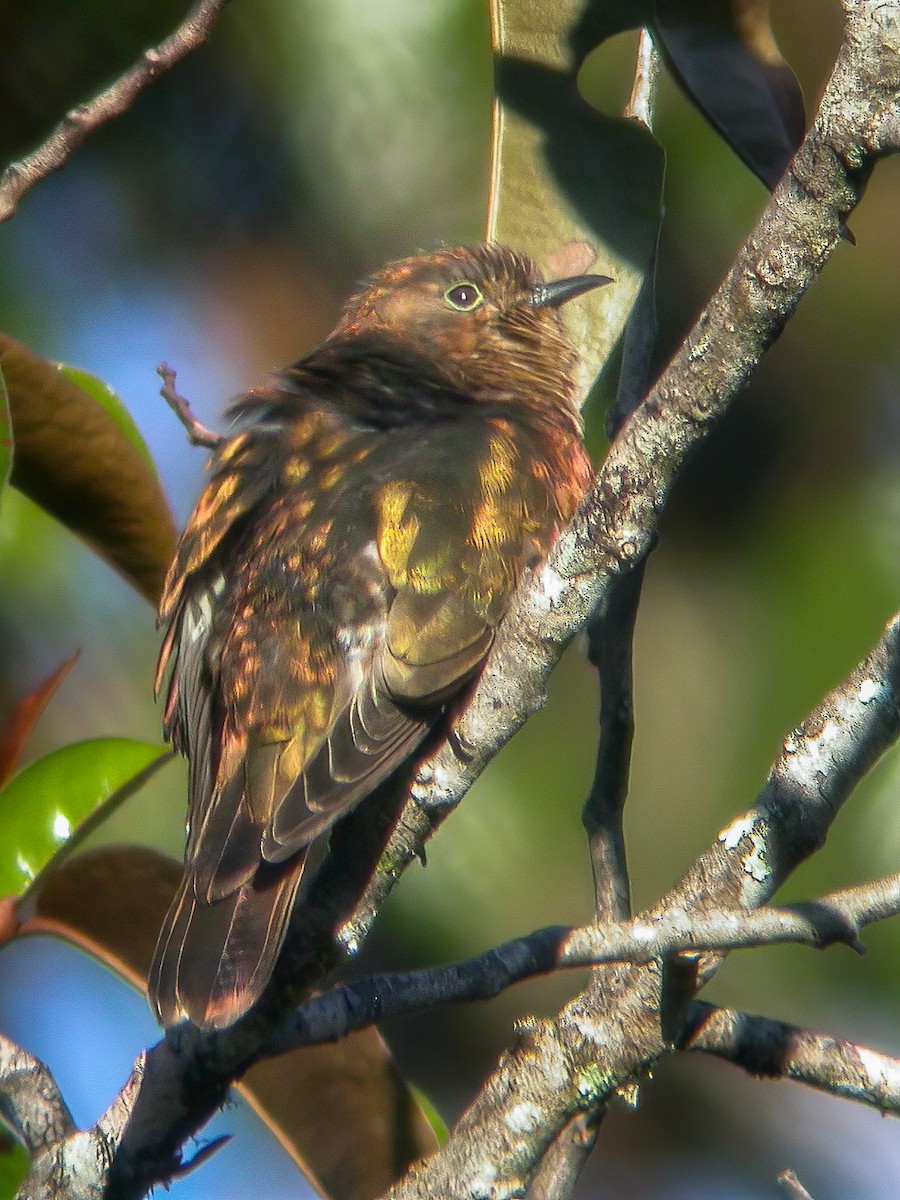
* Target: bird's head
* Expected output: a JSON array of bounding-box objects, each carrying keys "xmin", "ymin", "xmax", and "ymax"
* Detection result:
[{"xmin": 332, "ymin": 244, "xmax": 611, "ymax": 408}]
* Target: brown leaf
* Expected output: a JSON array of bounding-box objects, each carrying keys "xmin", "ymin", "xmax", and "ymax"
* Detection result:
[
  {"xmin": 0, "ymin": 653, "xmax": 80, "ymax": 788},
  {"xmin": 488, "ymin": 0, "xmax": 664, "ymax": 400},
  {"xmin": 0, "ymin": 333, "xmax": 177, "ymax": 605},
  {"xmin": 653, "ymin": 0, "xmax": 805, "ymax": 189},
  {"xmin": 22, "ymin": 845, "xmax": 437, "ymax": 1200},
  {"xmin": 0, "ymin": 896, "xmax": 17, "ymax": 946}
]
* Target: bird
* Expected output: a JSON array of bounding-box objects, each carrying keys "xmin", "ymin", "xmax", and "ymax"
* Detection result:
[{"xmin": 149, "ymin": 243, "xmax": 608, "ymax": 1029}]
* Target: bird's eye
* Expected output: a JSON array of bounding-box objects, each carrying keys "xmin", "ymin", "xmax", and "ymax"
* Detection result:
[{"xmin": 444, "ymin": 282, "xmax": 484, "ymax": 312}]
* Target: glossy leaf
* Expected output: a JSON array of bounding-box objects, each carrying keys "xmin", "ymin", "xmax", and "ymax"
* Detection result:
[
  {"xmin": 23, "ymin": 844, "xmax": 439, "ymax": 1200},
  {"xmin": 0, "ymin": 333, "xmax": 177, "ymax": 605},
  {"xmin": 57, "ymin": 364, "xmax": 154, "ymax": 468},
  {"xmin": 488, "ymin": 0, "xmax": 665, "ymax": 398},
  {"xmin": 0, "ymin": 654, "xmax": 80, "ymax": 789},
  {"xmin": 654, "ymin": 0, "xmax": 805, "ymax": 189},
  {"xmin": 0, "ymin": 739, "xmax": 169, "ymax": 897},
  {"xmin": 0, "ymin": 364, "xmax": 10, "ymax": 496}
]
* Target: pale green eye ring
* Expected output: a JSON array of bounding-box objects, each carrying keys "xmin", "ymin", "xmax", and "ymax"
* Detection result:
[{"xmin": 444, "ymin": 281, "xmax": 484, "ymax": 311}]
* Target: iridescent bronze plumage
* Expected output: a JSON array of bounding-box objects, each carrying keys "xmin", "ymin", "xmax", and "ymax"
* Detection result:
[{"xmin": 150, "ymin": 244, "xmax": 606, "ymax": 1029}]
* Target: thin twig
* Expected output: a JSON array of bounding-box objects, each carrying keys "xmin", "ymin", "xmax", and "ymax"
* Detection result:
[
  {"xmin": 583, "ymin": 563, "xmax": 644, "ymax": 921},
  {"xmin": 0, "ymin": 0, "xmax": 230, "ymax": 223},
  {"xmin": 778, "ymin": 1169, "xmax": 817, "ymax": 1200},
  {"xmin": 687, "ymin": 1001, "xmax": 900, "ymax": 1120},
  {"xmin": 526, "ymin": 1111, "xmax": 602, "ymax": 1200},
  {"xmin": 157, "ymin": 363, "xmax": 222, "ymax": 449},
  {"xmin": 578, "ymin": 19, "xmax": 662, "ymax": 940}
]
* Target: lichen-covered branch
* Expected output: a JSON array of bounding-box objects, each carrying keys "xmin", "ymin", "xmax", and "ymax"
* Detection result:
[
  {"xmin": 686, "ymin": 1001, "xmax": 900, "ymax": 1117},
  {"xmin": 0, "ymin": 0, "xmax": 229, "ymax": 223},
  {"xmin": 264, "ymin": 871, "xmax": 900, "ymax": 1056},
  {"xmin": 0, "ymin": 1035, "xmax": 75, "ymax": 1159},
  {"xmin": 382, "ymin": 605, "xmax": 900, "ymax": 1200}
]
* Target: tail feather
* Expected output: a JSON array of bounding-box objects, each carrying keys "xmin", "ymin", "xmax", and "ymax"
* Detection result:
[{"xmin": 149, "ymin": 853, "xmax": 307, "ymax": 1029}]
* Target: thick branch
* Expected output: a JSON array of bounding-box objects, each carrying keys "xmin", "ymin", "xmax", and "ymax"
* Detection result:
[
  {"xmin": 381, "ymin": 606, "xmax": 900, "ymax": 1192},
  {"xmin": 0, "ymin": 0, "xmax": 229, "ymax": 223},
  {"xmin": 0, "ymin": 1035, "xmax": 75, "ymax": 1157}
]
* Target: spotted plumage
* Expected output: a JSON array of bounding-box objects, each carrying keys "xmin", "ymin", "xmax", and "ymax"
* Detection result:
[{"xmin": 150, "ymin": 244, "xmax": 606, "ymax": 1029}]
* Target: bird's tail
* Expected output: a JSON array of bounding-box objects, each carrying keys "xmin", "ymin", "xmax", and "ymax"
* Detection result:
[{"xmin": 149, "ymin": 854, "xmax": 307, "ymax": 1030}]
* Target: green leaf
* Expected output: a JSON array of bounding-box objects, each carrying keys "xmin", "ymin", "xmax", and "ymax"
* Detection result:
[
  {"xmin": 0, "ymin": 333, "xmax": 177, "ymax": 605},
  {"xmin": 0, "ymin": 1133, "xmax": 29, "ymax": 1198},
  {"xmin": 0, "ymin": 739, "xmax": 170, "ymax": 897},
  {"xmin": 0, "ymin": 364, "xmax": 11, "ymax": 497},
  {"xmin": 488, "ymin": 0, "xmax": 665, "ymax": 397},
  {"xmin": 57, "ymin": 364, "xmax": 154, "ymax": 468}
]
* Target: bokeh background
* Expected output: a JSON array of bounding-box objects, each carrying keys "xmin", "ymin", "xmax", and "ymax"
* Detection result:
[{"xmin": 1, "ymin": 1, "xmax": 900, "ymax": 1196}]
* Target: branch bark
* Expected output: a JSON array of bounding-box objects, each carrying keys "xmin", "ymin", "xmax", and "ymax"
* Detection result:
[
  {"xmin": 0, "ymin": 0, "xmax": 230, "ymax": 223},
  {"xmin": 687, "ymin": 1001, "xmax": 900, "ymax": 1118}
]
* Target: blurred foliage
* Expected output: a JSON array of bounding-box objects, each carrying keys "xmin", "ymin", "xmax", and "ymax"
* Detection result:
[{"xmin": 0, "ymin": 1, "xmax": 898, "ymax": 1198}]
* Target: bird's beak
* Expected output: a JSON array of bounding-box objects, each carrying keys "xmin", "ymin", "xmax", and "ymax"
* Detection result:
[{"xmin": 531, "ymin": 274, "xmax": 613, "ymax": 308}]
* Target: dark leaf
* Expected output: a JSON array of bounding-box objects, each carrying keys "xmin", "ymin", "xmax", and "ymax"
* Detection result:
[
  {"xmin": 569, "ymin": 0, "xmax": 653, "ymax": 62},
  {"xmin": 0, "ymin": 333, "xmax": 177, "ymax": 605},
  {"xmin": 653, "ymin": 0, "xmax": 805, "ymax": 188}
]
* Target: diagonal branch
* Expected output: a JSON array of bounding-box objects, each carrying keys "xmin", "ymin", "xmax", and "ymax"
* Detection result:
[
  {"xmin": 340, "ymin": 0, "xmax": 900, "ymax": 958},
  {"xmin": 0, "ymin": 1034, "xmax": 75, "ymax": 1158},
  {"xmin": 381, "ymin": 596, "xmax": 900, "ymax": 1194},
  {"xmin": 0, "ymin": 0, "xmax": 230, "ymax": 223}
]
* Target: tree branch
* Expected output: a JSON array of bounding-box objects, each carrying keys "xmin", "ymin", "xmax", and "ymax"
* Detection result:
[
  {"xmin": 339, "ymin": 0, "xmax": 900, "ymax": 958},
  {"xmin": 686, "ymin": 1001, "xmax": 900, "ymax": 1118},
  {"xmin": 380, "ymin": 606, "xmax": 900, "ymax": 1194},
  {"xmin": 0, "ymin": 0, "xmax": 230, "ymax": 223},
  {"xmin": 260, "ymin": 872, "xmax": 899, "ymax": 1057},
  {"xmin": 0, "ymin": 1035, "xmax": 75, "ymax": 1159},
  {"xmin": 157, "ymin": 363, "xmax": 222, "ymax": 449},
  {"xmin": 779, "ymin": 1169, "xmax": 818, "ymax": 1200}
]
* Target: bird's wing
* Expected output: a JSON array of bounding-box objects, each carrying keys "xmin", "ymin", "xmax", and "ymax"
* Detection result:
[{"xmin": 262, "ymin": 419, "xmax": 549, "ymax": 856}]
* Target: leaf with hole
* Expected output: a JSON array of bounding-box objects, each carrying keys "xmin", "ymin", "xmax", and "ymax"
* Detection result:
[{"xmin": 488, "ymin": 0, "xmax": 665, "ymax": 398}]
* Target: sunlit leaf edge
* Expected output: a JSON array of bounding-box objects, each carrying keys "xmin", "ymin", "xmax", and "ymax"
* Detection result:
[{"xmin": 56, "ymin": 363, "xmax": 155, "ymax": 468}]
